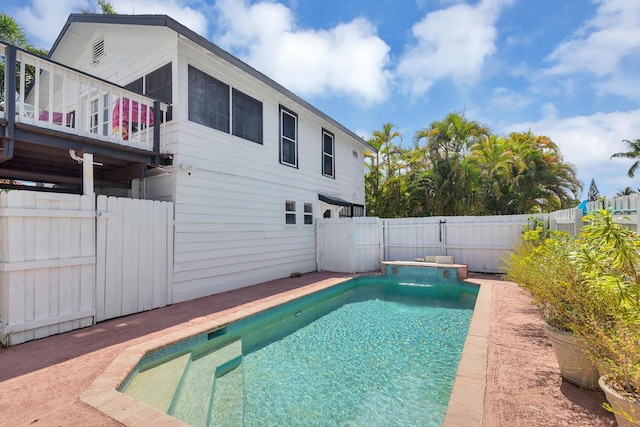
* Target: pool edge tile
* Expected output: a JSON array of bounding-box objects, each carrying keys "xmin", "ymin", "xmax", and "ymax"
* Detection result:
[{"xmin": 443, "ymin": 280, "xmax": 492, "ymax": 427}]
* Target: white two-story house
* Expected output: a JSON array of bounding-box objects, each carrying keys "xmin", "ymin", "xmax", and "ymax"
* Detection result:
[{"xmin": 35, "ymin": 14, "xmax": 370, "ymax": 303}]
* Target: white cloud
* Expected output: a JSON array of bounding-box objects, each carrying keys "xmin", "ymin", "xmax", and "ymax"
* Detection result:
[
  {"xmin": 212, "ymin": 0, "xmax": 392, "ymax": 105},
  {"xmin": 501, "ymin": 109, "xmax": 640, "ymax": 196},
  {"xmin": 396, "ymin": 0, "xmax": 513, "ymax": 97},
  {"xmin": 15, "ymin": 0, "xmax": 208, "ymax": 49},
  {"xmin": 489, "ymin": 87, "xmax": 533, "ymax": 110},
  {"xmin": 16, "ymin": 0, "xmax": 87, "ymax": 48},
  {"xmin": 546, "ymin": 0, "xmax": 640, "ymax": 77}
]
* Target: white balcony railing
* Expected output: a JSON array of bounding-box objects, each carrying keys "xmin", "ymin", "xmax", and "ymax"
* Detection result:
[{"xmin": 1, "ymin": 43, "xmax": 169, "ymax": 154}]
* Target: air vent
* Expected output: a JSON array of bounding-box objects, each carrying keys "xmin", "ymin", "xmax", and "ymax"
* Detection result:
[{"xmin": 92, "ymin": 37, "xmax": 105, "ymax": 63}]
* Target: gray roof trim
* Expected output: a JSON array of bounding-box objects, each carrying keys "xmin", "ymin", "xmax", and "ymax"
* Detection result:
[{"xmin": 50, "ymin": 14, "xmax": 375, "ymax": 151}]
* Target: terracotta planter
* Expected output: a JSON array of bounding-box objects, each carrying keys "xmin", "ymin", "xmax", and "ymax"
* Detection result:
[
  {"xmin": 599, "ymin": 375, "xmax": 640, "ymax": 426},
  {"xmin": 545, "ymin": 324, "xmax": 600, "ymax": 390}
]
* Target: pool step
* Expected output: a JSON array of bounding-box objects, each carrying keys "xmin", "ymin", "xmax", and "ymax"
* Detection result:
[
  {"xmin": 209, "ymin": 356, "xmax": 243, "ymax": 427},
  {"xmin": 169, "ymin": 339, "xmax": 243, "ymax": 427},
  {"xmin": 123, "ymin": 352, "xmax": 191, "ymax": 412}
]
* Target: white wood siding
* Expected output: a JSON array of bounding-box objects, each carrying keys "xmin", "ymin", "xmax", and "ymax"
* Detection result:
[
  {"xmin": 167, "ymin": 41, "xmax": 366, "ymax": 302},
  {"xmin": 0, "ymin": 191, "xmax": 95, "ymax": 345}
]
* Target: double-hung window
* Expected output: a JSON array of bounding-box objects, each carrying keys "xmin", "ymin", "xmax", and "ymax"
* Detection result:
[
  {"xmin": 280, "ymin": 106, "xmax": 297, "ymax": 166},
  {"xmin": 304, "ymin": 203, "xmax": 313, "ymax": 225},
  {"xmin": 285, "ymin": 200, "xmax": 296, "ymax": 225},
  {"xmin": 322, "ymin": 129, "xmax": 335, "ymax": 178}
]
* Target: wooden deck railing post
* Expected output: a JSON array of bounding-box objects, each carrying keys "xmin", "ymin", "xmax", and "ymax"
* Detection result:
[{"xmin": 2, "ymin": 44, "xmax": 17, "ymax": 161}]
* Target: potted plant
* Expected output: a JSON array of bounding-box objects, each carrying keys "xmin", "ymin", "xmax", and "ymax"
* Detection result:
[
  {"xmin": 569, "ymin": 209, "xmax": 640, "ymax": 425},
  {"xmin": 503, "ymin": 217, "xmax": 600, "ymax": 389}
]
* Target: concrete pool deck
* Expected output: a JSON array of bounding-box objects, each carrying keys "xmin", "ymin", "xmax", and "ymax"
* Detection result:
[{"xmin": 0, "ymin": 272, "xmax": 615, "ymax": 426}]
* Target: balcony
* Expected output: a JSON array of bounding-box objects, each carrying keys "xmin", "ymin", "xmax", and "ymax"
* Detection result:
[{"xmin": 0, "ymin": 43, "xmax": 171, "ymax": 193}]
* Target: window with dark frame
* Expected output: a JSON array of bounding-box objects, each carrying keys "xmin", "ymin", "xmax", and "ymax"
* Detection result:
[
  {"xmin": 322, "ymin": 129, "xmax": 335, "ymax": 178},
  {"xmin": 124, "ymin": 62, "xmax": 173, "ymax": 121},
  {"xmin": 280, "ymin": 106, "xmax": 297, "ymax": 166},
  {"xmin": 285, "ymin": 200, "xmax": 296, "ymax": 225},
  {"xmin": 232, "ymin": 88, "xmax": 263, "ymax": 144},
  {"xmin": 188, "ymin": 65, "xmax": 230, "ymax": 133}
]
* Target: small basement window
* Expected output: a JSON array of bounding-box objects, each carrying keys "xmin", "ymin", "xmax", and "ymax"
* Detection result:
[{"xmin": 285, "ymin": 200, "xmax": 296, "ymax": 225}]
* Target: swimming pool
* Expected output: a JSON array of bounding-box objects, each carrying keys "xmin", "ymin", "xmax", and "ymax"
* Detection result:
[{"xmin": 119, "ymin": 274, "xmax": 478, "ymax": 426}]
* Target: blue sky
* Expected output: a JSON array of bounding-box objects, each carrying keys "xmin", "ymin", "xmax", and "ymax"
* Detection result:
[{"xmin": 2, "ymin": 0, "xmax": 640, "ymax": 199}]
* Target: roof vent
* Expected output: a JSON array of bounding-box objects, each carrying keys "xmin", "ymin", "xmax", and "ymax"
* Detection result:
[{"xmin": 92, "ymin": 37, "xmax": 105, "ymax": 63}]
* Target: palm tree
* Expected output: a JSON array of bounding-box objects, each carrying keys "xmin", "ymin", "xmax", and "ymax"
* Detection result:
[
  {"xmin": 611, "ymin": 139, "xmax": 640, "ymax": 178},
  {"xmin": 365, "ymin": 123, "xmax": 403, "ymax": 217},
  {"xmin": 81, "ymin": 0, "xmax": 118, "ymax": 14},
  {"xmin": 413, "ymin": 112, "xmax": 490, "ymax": 215},
  {"xmin": 0, "ymin": 13, "xmax": 29, "ymax": 46},
  {"xmin": 616, "ymin": 187, "xmax": 636, "ymax": 197},
  {"xmin": 1, "ymin": 14, "xmax": 48, "ymax": 106}
]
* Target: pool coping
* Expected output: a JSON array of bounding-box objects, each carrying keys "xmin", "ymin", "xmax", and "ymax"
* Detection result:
[{"xmin": 79, "ymin": 274, "xmax": 491, "ymax": 426}]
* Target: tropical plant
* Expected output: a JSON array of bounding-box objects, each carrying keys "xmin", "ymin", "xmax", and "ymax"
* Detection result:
[
  {"xmin": 611, "ymin": 139, "xmax": 640, "ymax": 178},
  {"xmin": 617, "ymin": 187, "xmax": 637, "ymax": 197},
  {"xmin": 568, "ymin": 210, "xmax": 640, "ymax": 421},
  {"xmin": 81, "ymin": 0, "xmax": 118, "ymax": 14},
  {"xmin": 365, "ymin": 123, "xmax": 403, "ymax": 217},
  {"xmin": 0, "ymin": 13, "xmax": 48, "ymax": 103},
  {"xmin": 413, "ymin": 111, "xmax": 490, "ymax": 216}
]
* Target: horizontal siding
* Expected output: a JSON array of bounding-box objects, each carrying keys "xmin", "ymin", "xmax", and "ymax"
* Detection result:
[{"xmin": 58, "ymin": 24, "xmax": 366, "ymax": 302}]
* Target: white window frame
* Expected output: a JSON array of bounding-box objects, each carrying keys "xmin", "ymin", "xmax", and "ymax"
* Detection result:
[
  {"xmin": 285, "ymin": 200, "xmax": 296, "ymax": 225},
  {"xmin": 303, "ymin": 203, "xmax": 313, "ymax": 225}
]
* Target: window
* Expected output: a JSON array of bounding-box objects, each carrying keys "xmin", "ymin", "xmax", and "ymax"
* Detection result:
[
  {"xmin": 145, "ymin": 63, "xmax": 172, "ymax": 105},
  {"xmin": 285, "ymin": 200, "xmax": 296, "ymax": 225},
  {"xmin": 304, "ymin": 203, "xmax": 313, "ymax": 225},
  {"xmin": 89, "ymin": 93, "xmax": 109, "ymax": 135},
  {"xmin": 322, "ymin": 129, "xmax": 335, "ymax": 178},
  {"xmin": 280, "ymin": 106, "xmax": 297, "ymax": 166},
  {"xmin": 124, "ymin": 63, "xmax": 173, "ymax": 121},
  {"xmin": 188, "ymin": 65, "xmax": 229, "ymax": 132},
  {"xmin": 232, "ymin": 89, "xmax": 263, "ymax": 144}
]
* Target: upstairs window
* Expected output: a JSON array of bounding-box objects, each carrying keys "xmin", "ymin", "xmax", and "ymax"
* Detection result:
[
  {"xmin": 124, "ymin": 62, "xmax": 173, "ymax": 120},
  {"xmin": 322, "ymin": 129, "xmax": 335, "ymax": 178},
  {"xmin": 285, "ymin": 200, "xmax": 296, "ymax": 225},
  {"xmin": 232, "ymin": 88, "xmax": 263, "ymax": 144},
  {"xmin": 188, "ymin": 65, "xmax": 230, "ymax": 132},
  {"xmin": 280, "ymin": 106, "xmax": 297, "ymax": 167}
]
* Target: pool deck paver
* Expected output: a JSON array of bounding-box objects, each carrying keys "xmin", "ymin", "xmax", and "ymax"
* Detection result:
[{"xmin": 0, "ymin": 271, "xmax": 616, "ymax": 426}]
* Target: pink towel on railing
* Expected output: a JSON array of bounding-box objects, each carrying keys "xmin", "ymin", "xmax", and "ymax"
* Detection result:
[
  {"xmin": 38, "ymin": 110, "xmax": 74, "ymax": 127},
  {"xmin": 112, "ymin": 98, "xmax": 154, "ymax": 140}
]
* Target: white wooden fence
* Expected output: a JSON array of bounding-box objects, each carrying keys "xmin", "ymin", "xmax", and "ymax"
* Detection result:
[
  {"xmin": 96, "ymin": 196, "xmax": 174, "ymax": 322},
  {"xmin": 318, "ymin": 215, "xmax": 535, "ymax": 274},
  {"xmin": 316, "ymin": 217, "xmax": 383, "ymax": 273},
  {"xmin": 0, "ymin": 191, "xmax": 96, "ymax": 344},
  {"xmin": 0, "ymin": 191, "xmax": 173, "ymax": 345}
]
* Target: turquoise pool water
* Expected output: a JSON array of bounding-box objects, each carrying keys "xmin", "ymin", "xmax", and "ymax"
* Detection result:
[{"xmin": 121, "ymin": 274, "xmax": 478, "ymax": 426}]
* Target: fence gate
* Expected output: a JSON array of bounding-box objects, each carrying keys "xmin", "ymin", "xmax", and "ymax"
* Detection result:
[{"xmin": 95, "ymin": 195, "xmax": 174, "ymax": 322}]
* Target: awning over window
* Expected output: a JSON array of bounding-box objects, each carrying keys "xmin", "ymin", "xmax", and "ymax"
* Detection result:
[{"xmin": 318, "ymin": 193, "xmax": 352, "ymax": 207}]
